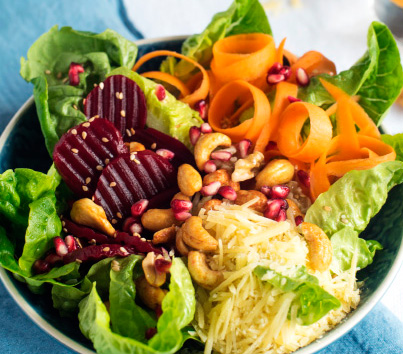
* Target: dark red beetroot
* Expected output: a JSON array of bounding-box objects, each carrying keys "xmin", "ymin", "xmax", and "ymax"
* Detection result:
[
  {"xmin": 94, "ymin": 150, "xmax": 176, "ymax": 223},
  {"xmin": 84, "ymin": 75, "xmax": 147, "ymax": 137},
  {"xmin": 127, "ymin": 128, "xmax": 196, "ymax": 168},
  {"xmin": 53, "ymin": 118, "xmax": 128, "ymax": 197},
  {"xmin": 63, "ymin": 244, "xmax": 135, "ymax": 264}
]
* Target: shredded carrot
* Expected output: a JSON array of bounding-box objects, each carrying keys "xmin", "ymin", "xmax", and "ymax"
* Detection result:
[
  {"xmin": 276, "ymin": 102, "xmax": 333, "ymax": 162},
  {"xmin": 132, "ymin": 50, "xmax": 209, "ymax": 106},
  {"xmin": 208, "ymin": 80, "xmax": 271, "ymax": 143},
  {"xmin": 141, "ymin": 71, "xmax": 190, "ymax": 97},
  {"xmin": 275, "ymin": 38, "xmax": 287, "ymax": 65},
  {"xmin": 291, "ymin": 51, "xmax": 336, "ymax": 77}
]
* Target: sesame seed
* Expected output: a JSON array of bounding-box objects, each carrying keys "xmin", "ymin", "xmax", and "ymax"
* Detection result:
[
  {"xmin": 115, "ymin": 92, "xmax": 120, "ymax": 99},
  {"xmin": 126, "ymin": 129, "xmax": 132, "ymax": 137},
  {"xmin": 102, "ymin": 247, "xmax": 110, "ymax": 252},
  {"xmin": 96, "ymin": 165, "xmax": 103, "ymax": 171},
  {"xmin": 120, "ymin": 110, "xmax": 126, "ymax": 117},
  {"xmin": 99, "ymin": 82, "xmax": 104, "ymax": 90},
  {"xmin": 45, "ymin": 69, "xmax": 51, "ymax": 75},
  {"xmin": 92, "ymin": 115, "xmax": 99, "ymax": 119},
  {"xmin": 91, "ymin": 196, "xmax": 95, "ymax": 201},
  {"xmin": 341, "ymin": 218, "xmax": 349, "ymax": 224},
  {"xmin": 120, "ymin": 247, "xmax": 127, "ymax": 254},
  {"xmin": 102, "ymin": 137, "xmax": 109, "ymax": 143},
  {"xmin": 82, "ymin": 131, "xmax": 87, "ymax": 139},
  {"xmin": 133, "ymin": 159, "xmax": 140, "ymax": 164},
  {"xmin": 75, "ymin": 238, "xmax": 83, "ymax": 248},
  {"xmin": 112, "ymin": 219, "xmax": 118, "ymax": 224},
  {"xmin": 130, "ymin": 128, "xmax": 135, "ymax": 135},
  {"xmin": 119, "ymin": 92, "xmax": 124, "ymax": 99},
  {"xmin": 63, "ymin": 228, "xmax": 68, "ymax": 233},
  {"xmin": 57, "ymin": 72, "xmax": 62, "ymax": 79},
  {"xmin": 116, "ymin": 212, "xmax": 122, "ymax": 219},
  {"xmin": 62, "ymin": 221, "xmax": 66, "ymax": 227},
  {"xmin": 110, "ymin": 181, "xmax": 117, "ymax": 187},
  {"xmin": 73, "ymin": 104, "xmax": 78, "ymax": 110},
  {"xmin": 89, "ymin": 239, "xmax": 96, "ymax": 245},
  {"xmin": 133, "ymin": 233, "xmax": 141, "ymax": 238},
  {"xmin": 71, "ymin": 129, "xmax": 77, "ymax": 135},
  {"xmin": 89, "ymin": 117, "xmax": 95, "ymax": 123},
  {"xmin": 151, "ymin": 143, "xmax": 157, "ymax": 149},
  {"xmin": 140, "ymin": 237, "xmax": 146, "ymax": 241},
  {"xmin": 94, "ymin": 83, "xmax": 98, "ymax": 87},
  {"xmin": 111, "ymin": 260, "xmax": 120, "ymax": 272},
  {"xmin": 83, "ymin": 98, "xmax": 86, "ymax": 105},
  {"xmin": 71, "ymin": 148, "xmax": 79, "ymax": 154},
  {"xmin": 130, "ymin": 154, "xmax": 136, "ymax": 161},
  {"xmin": 85, "ymin": 177, "xmax": 91, "ymax": 184},
  {"xmin": 323, "ymin": 206, "xmax": 332, "ymax": 212},
  {"xmin": 105, "ymin": 158, "xmax": 110, "ymax": 164},
  {"xmin": 83, "ymin": 122, "xmax": 90, "ymax": 128},
  {"xmin": 82, "ymin": 185, "xmax": 89, "ymax": 192},
  {"xmin": 62, "ymin": 77, "xmax": 69, "ymax": 83},
  {"xmin": 76, "ymin": 259, "xmax": 83, "ymax": 264}
]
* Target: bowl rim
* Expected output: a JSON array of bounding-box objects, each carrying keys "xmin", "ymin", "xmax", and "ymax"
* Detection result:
[{"xmin": 0, "ymin": 35, "xmax": 402, "ymax": 354}]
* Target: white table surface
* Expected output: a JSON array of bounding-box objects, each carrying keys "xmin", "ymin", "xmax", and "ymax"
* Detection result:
[{"xmin": 124, "ymin": 0, "xmax": 403, "ymax": 322}]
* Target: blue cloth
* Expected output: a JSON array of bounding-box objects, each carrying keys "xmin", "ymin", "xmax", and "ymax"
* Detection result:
[{"xmin": 0, "ymin": 0, "xmax": 402, "ymax": 353}]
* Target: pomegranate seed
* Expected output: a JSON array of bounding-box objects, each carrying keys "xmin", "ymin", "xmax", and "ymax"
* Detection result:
[
  {"xmin": 54, "ymin": 237, "xmax": 68, "ymax": 257},
  {"xmin": 155, "ymin": 304, "xmax": 163, "ymax": 319},
  {"xmin": 264, "ymin": 199, "xmax": 289, "ymax": 220},
  {"xmin": 189, "ymin": 126, "xmax": 201, "ymax": 145},
  {"xmin": 267, "ymin": 74, "xmax": 285, "ymax": 85},
  {"xmin": 145, "ymin": 328, "xmax": 157, "ymax": 339},
  {"xmin": 275, "ymin": 209, "xmax": 287, "ymax": 222},
  {"xmin": 171, "ymin": 199, "xmax": 193, "ymax": 213},
  {"xmin": 131, "ymin": 199, "xmax": 149, "ymax": 217},
  {"xmin": 204, "ymin": 160, "xmax": 217, "ymax": 173},
  {"xmin": 155, "ymin": 84, "xmax": 166, "ymax": 101},
  {"xmin": 279, "ymin": 66, "xmax": 292, "ymax": 80},
  {"xmin": 218, "ymin": 186, "xmax": 237, "ymax": 201},
  {"xmin": 200, "ymin": 122, "xmax": 212, "ymax": 134},
  {"xmin": 288, "ymin": 96, "xmax": 302, "ymax": 103},
  {"xmin": 123, "ymin": 216, "xmax": 138, "ymax": 233},
  {"xmin": 266, "ymin": 141, "xmax": 277, "ymax": 151},
  {"xmin": 260, "ymin": 186, "xmax": 272, "ymax": 198},
  {"xmin": 174, "ymin": 211, "xmax": 192, "ymax": 221},
  {"xmin": 296, "ymin": 68, "xmax": 310, "ymax": 87},
  {"xmin": 268, "ymin": 62, "xmax": 282, "ymax": 75},
  {"xmin": 195, "ymin": 100, "xmax": 208, "ymax": 120},
  {"xmin": 295, "ymin": 215, "xmax": 304, "ymax": 226},
  {"xmin": 201, "ymin": 181, "xmax": 221, "ymax": 196},
  {"xmin": 68, "ymin": 62, "xmax": 84, "ymax": 86},
  {"xmin": 156, "ymin": 149, "xmax": 175, "ymax": 160},
  {"xmin": 64, "ymin": 235, "xmax": 77, "ymax": 253},
  {"xmin": 211, "ymin": 150, "xmax": 232, "ymax": 161},
  {"xmin": 33, "ymin": 260, "xmax": 50, "ymax": 274},
  {"xmin": 129, "ymin": 222, "xmax": 143, "ymax": 235},
  {"xmin": 237, "ymin": 139, "xmax": 252, "ymax": 158},
  {"xmin": 271, "ymin": 185, "xmax": 290, "ymax": 199},
  {"xmin": 155, "ymin": 257, "xmax": 172, "ymax": 273},
  {"xmin": 297, "ymin": 170, "xmax": 311, "ymax": 188}
]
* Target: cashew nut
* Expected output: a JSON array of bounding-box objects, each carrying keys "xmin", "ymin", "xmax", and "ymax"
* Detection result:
[
  {"xmin": 202, "ymin": 199, "xmax": 222, "ymax": 212},
  {"xmin": 194, "ymin": 133, "xmax": 232, "ymax": 170},
  {"xmin": 152, "ymin": 225, "xmax": 176, "ymax": 245},
  {"xmin": 232, "ymin": 151, "xmax": 264, "ymax": 182},
  {"xmin": 255, "ymin": 159, "xmax": 294, "ymax": 189},
  {"xmin": 171, "ymin": 192, "xmax": 191, "ymax": 202},
  {"xmin": 187, "ymin": 251, "xmax": 224, "ymax": 290},
  {"xmin": 182, "ymin": 216, "xmax": 218, "ymax": 252},
  {"xmin": 176, "ymin": 227, "xmax": 190, "ymax": 256},
  {"xmin": 70, "ymin": 198, "xmax": 115, "ymax": 237},
  {"xmin": 235, "ymin": 190, "xmax": 268, "ymax": 213},
  {"xmin": 136, "ymin": 276, "xmax": 167, "ymax": 310},
  {"xmin": 141, "ymin": 209, "xmax": 181, "ymax": 232},
  {"xmin": 203, "ymin": 169, "xmax": 240, "ymax": 191},
  {"xmin": 125, "ymin": 141, "xmax": 145, "ymax": 153},
  {"xmin": 177, "ymin": 164, "xmax": 202, "ymax": 197},
  {"xmin": 300, "ymin": 222, "xmax": 332, "ymax": 272},
  {"xmin": 142, "ymin": 252, "xmax": 166, "ymax": 287}
]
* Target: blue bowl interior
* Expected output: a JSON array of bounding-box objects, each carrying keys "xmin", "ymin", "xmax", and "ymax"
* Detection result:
[{"xmin": 0, "ymin": 38, "xmax": 402, "ymax": 353}]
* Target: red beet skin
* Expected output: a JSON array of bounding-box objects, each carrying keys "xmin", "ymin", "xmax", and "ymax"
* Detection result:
[
  {"xmin": 94, "ymin": 150, "xmax": 177, "ymax": 223},
  {"xmin": 53, "ymin": 118, "xmax": 128, "ymax": 197},
  {"xmin": 84, "ymin": 75, "xmax": 147, "ymax": 137}
]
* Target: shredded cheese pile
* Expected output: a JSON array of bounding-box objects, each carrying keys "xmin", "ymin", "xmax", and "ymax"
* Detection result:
[{"xmin": 194, "ymin": 199, "xmax": 360, "ymax": 354}]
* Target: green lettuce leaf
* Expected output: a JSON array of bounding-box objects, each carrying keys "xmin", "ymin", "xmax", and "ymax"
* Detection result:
[
  {"xmin": 254, "ymin": 265, "xmax": 340, "ymax": 325},
  {"xmin": 382, "ymin": 134, "xmax": 403, "ymax": 162},
  {"xmin": 299, "ymin": 22, "xmax": 403, "ymax": 125},
  {"xmin": 108, "ymin": 67, "xmax": 203, "ymax": 148}
]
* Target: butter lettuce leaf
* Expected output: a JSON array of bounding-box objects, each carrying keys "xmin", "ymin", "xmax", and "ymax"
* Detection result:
[
  {"xmin": 108, "ymin": 67, "xmax": 203, "ymax": 148},
  {"xmin": 382, "ymin": 134, "xmax": 403, "ymax": 162},
  {"xmin": 299, "ymin": 22, "xmax": 403, "ymax": 125},
  {"xmin": 254, "ymin": 265, "xmax": 340, "ymax": 325}
]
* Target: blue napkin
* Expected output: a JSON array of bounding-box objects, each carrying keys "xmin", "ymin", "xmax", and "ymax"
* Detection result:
[{"xmin": 0, "ymin": 0, "xmax": 402, "ymax": 353}]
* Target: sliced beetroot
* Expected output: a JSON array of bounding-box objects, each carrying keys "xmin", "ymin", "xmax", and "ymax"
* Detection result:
[
  {"xmin": 84, "ymin": 75, "xmax": 147, "ymax": 137},
  {"xmin": 63, "ymin": 244, "xmax": 135, "ymax": 264},
  {"xmin": 94, "ymin": 150, "xmax": 176, "ymax": 222},
  {"xmin": 128, "ymin": 128, "xmax": 196, "ymax": 168},
  {"xmin": 114, "ymin": 232, "xmax": 161, "ymax": 254},
  {"xmin": 62, "ymin": 218, "xmax": 110, "ymax": 244},
  {"xmin": 53, "ymin": 118, "xmax": 128, "ymax": 197},
  {"xmin": 148, "ymin": 186, "xmax": 179, "ymax": 210}
]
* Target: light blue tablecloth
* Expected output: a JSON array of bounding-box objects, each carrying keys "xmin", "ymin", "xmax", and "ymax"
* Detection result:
[{"xmin": 0, "ymin": 0, "xmax": 402, "ymax": 353}]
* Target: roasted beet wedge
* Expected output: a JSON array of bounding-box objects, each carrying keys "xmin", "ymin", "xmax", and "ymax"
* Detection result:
[
  {"xmin": 128, "ymin": 128, "xmax": 196, "ymax": 168},
  {"xmin": 84, "ymin": 75, "xmax": 147, "ymax": 137},
  {"xmin": 94, "ymin": 150, "xmax": 176, "ymax": 222},
  {"xmin": 63, "ymin": 244, "xmax": 135, "ymax": 264},
  {"xmin": 53, "ymin": 118, "xmax": 128, "ymax": 197}
]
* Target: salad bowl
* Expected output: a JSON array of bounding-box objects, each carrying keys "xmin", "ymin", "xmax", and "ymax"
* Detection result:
[{"xmin": 0, "ymin": 36, "xmax": 403, "ymax": 354}]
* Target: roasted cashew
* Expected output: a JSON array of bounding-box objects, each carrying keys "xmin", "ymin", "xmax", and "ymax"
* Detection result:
[
  {"xmin": 182, "ymin": 216, "xmax": 218, "ymax": 252},
  {"xmin": 187, "ymin": 251, "xmax": 224, "ymax": 290},
  {"xmin": 142, "ymin": 252, "xmax": 166, "ymax": 287},
  {"xmin": 141, "ymin": 209, "xmax": 181, "ymax": 232},
  {"xmin": 176, "ymin": 227, "xmax": 190, "ymax": 256},
  {"xmin": 152, "ymin": 225, "xmax": 176, "ymax": 245},
  {"xmin": 177, "ymin": 164, "xmax": 202, "ymax": 197},
  {"xmin": 194, "ymin": 133, "xmax": 232, "ymax": 170},
  {"xmin": 235, "ymin": 190, "xmax": 268, "ymax": 213},
  {"xmin": 70, "ymin": 198, "xmax": 115, "ymax": 237},
  {"xmin": 136, "ymin": 276, "xmax": 167, "ymax": 310},
  {"xmin": 255, "ymin": 159, "xmax": 294, "ymax": 189},
  {"xmin": 300, "ymin": 222, "xmax": 332, "ymax": 272},
  {"xmin": 203, "ymin": 169, "xmax": 240, "ymax": 191},
  {"xmin": 232, "ymin": 151, "xmax": 264, "ymax": 182},
  {"xmin": 202, "ymin": 199, "xmax": 222, "ymax": 212},
  {"xmin": 125, "ymin": 141, "xmax": 146, "ymax": 153}
]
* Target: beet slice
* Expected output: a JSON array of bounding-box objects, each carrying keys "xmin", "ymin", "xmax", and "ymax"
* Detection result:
[
  {"xmin": 84, "ymin": 75, "xmax": 147, "ymax": 136},
  {"xmin": 94, "ymin": 150, "xmax": 177, "ymax": 223},
  {"xmin": 53, "ymin": 118, "xmax": 128, "ymax": 197},
  {"xmin": 114, "ymin": 232, "xmax": 161, "ymax": 254},
  {"xmin": 63, "ymin": 244, "xmax": 135, "ymax": 264},
  {"xmin": 129, "ymin": 128, "xmax": 196, "ymax": 168},
  {"xmin": 148, "ymin": 187, "xmax": 179, "ymax": 209}
]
